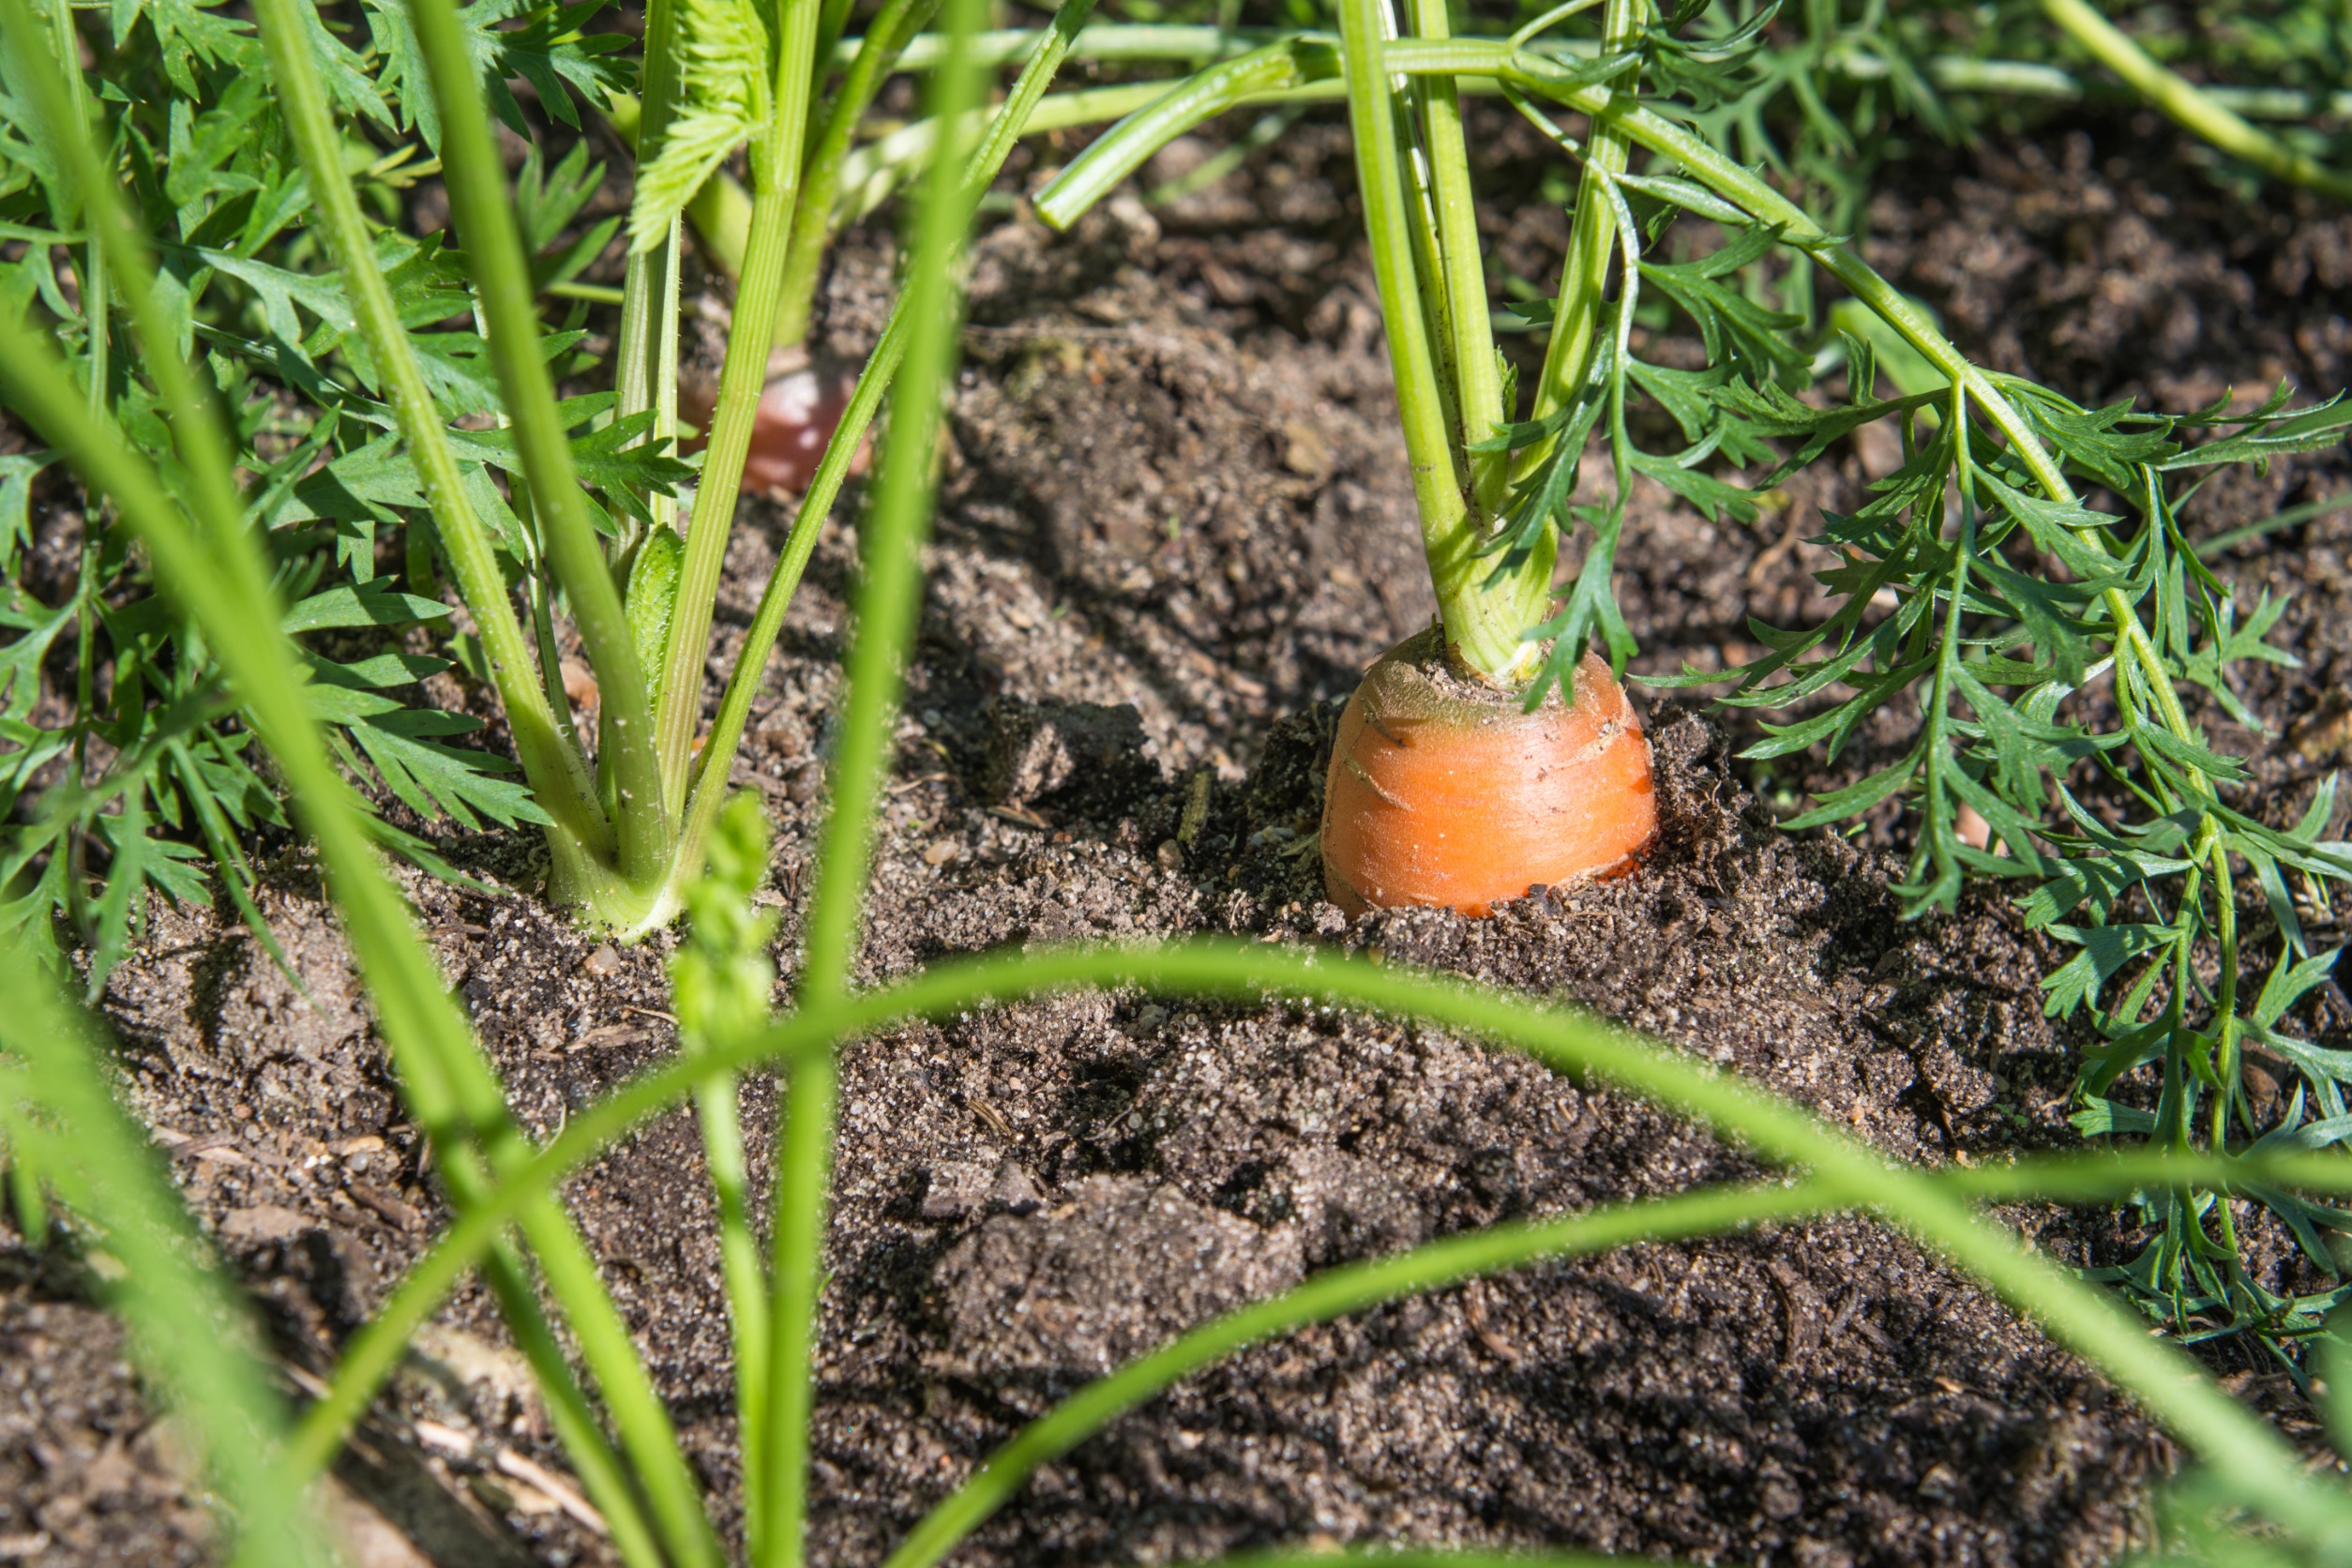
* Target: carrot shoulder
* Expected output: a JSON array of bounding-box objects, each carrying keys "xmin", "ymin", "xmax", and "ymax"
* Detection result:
[{"xmin": 1321, "ymin": 630, "xmax": 1657, "ymax": 916}]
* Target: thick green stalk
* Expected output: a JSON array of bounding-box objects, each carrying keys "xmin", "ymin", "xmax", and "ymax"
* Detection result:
[
  {"xmin": 615, "ymin": 0, "xmax": 686, "ymax": 548},
  {"xmin": 772, "ymin": 0, "xmax": 940, "ymax": 352},
  {"xmin": 0, "ymin": 42, "xmax": 715, "ymax": 1557},
  {"xmin": 760, "ymin": 5, "xmax": 986, "ymax": 1562},
  {"xmin": 1518, "ymin": 0, "xmax": 1636, "ymax": 478},
  {"xmin": 656, "ymin": 0, "xmax": 826, "ymax": 818},
  {"xmin": 1336, "ymin": 0, "xmax": 1539, "ymax": 686},
  {"xmin": 404, "ymin": 0, "xmax": 671, "ymax": 888},
  {"xmin": 284, "ymin": 940, "xmax": 2352, "ymax": 1554},
  {"xmin": 0, "ymin": 290, "xmax": 714, "ymax": 1568},
  {"xmin": 1404, "ymin": 0, "xmax": 1506, "ymax": 519},
  {"xmin": 696, "ymin": 1072, "xmax": 773, "ymax": 1551},
  {"xmin": 247, "ymin": 0, "xmax": 611, "ymax": 860},
  {"xmin": 2041, "ymin": 0, "xmax": 2352, "ymax": 204}
]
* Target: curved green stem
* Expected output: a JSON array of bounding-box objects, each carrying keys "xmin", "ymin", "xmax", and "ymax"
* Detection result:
[
  {"xmin": 0, "ymin": 961, "xmax": 330, "ymax": 1568},
  {"xmin": 1033, "ymin": 42, "xmax": 1336, "ymax": 231},
  {"xmin": 884, "ymin": 1179, "xmax": 1840, "ymax": 1568},
  {"xmin": 2041, "ymin": 0, "xmax": 2352, "ymax": 204},
  {"xmin": 281, "ymin": 941, "xmax": 2352, "ymax": 1556},
  {"xmin": 1517, "ymin": 0, "xmax": 1636, "ymax": 484}
]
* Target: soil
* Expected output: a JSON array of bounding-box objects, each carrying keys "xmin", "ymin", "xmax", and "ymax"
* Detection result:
[{"xmin": 9, "ymin": 97, "xmax": 2352, "ymax": 1568}]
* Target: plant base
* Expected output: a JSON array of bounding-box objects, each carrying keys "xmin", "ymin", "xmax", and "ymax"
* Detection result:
[{"xmin": 1320, "ymin": 626, "xmax": 1656, "ymax": 916}]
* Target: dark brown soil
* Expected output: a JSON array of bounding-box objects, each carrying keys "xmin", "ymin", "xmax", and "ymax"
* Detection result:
[{"xmin": 9, "ymin": 99, "xmax": 2352, "ymax": 1568}]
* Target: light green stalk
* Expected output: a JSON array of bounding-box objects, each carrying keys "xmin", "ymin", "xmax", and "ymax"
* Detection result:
[
  {"xmin": 294, "ymin": 0, "xmax": 1109, "ymax": 1488},
  {"xmin": 2042, "ymin": 0, "xmax": 2352, "ymax": 204},
  {"xmin": 403, "ymin": 0, "xmax": 672, "ymax": 889},
  {"xmin": 669, "ymin": 0, "xmax": 1108, "ymax": 929},
  {"xmin": 615, "ymin": 0, "xmax": 687, "ymax": 550},
  {"xmin": 244, "ymin": 0, "xmax": 612, "ymax": 858},
  {"xmin": 1404, "ymin": 0, "xmax": 1507, "ymax": 519},
  {"xmin": 759, "ymin": 1, "xmax": 985, "ymax": 1560},
  {"xmin": 6, "ymin": 10, "xmax": 728, "ymax": 1556},
  {"xmin": 1335, "ymin": 0, "xmax": 1543, "ymax": 686},
  {"xmin": 772, "ymin": 0, "xmax": 941, "ymax": 352},
  {"xmin": 656, "ymin": 0, "xmax": 826, "ymax": 818},
  {"xmin": 0, "ymin": 961, "xmax": 331, "ymax": 1568},
  {"xmin": 1517, "ymin": 0, "xmax": 1636, "ymax": 479}
]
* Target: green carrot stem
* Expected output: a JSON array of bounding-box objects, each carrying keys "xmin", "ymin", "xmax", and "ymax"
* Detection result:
[
  {"xmin": 615, "ymin": 0, "xmax": 686, "ymax": 549},
  {"xmin": 1336, "ymin": 0, "xmax": 1541, "ymax": 686},
  {"xmin": 674, "ymin": 0, "xmax": 1105, "ymax": 927},
  {"xmin": 1403, "ymin": 0, "xmax": 1507, "ymax": 519},
  {"xmin": 656, "ymin": 0, "xmax": 826, "ymax": 818},
  {"xmin": 773, "ymin": 0, "xmax": 942, "ymax": 352},
  {"xmin": 405, "ymin": 0, "xmax": 672, "ymax": 886},
  {"xmin": 1517, "ymin": 0, "xmax": 1636, "ymax": 482},
  {"xmin": 2041, "ymin": 0, "xmax": 2352, "ymax": 204},
  {"xmin": 247, "ymin": 0, "xmax": 611, "ymax": 861}
]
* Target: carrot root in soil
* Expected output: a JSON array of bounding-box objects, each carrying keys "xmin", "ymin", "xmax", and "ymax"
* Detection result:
[
  {"xmin": 681, "ymin": 348, "xmax": 863, "ymax": 494},
  {"xmin": 1321, "ymin": 627, "xmax": 1658, "ymax": 916}
]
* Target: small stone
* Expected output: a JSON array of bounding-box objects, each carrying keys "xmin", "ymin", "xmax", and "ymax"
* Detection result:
[
  {"xmin": 982, "ymin": 697, "xmax": 1157, "ymax": 809},
  {"xmin": 1155, "ymin": 839, "xmax": 1184, "ymax": 871},
  {"xmin": 922, "ymin": 839, "xmax": 959, "ymax": 867},
  {"xmin": 923, "ymin": 1160, "xmax": 996, "ymax": 1220},
  {"xmin": 348, "ymin": 1182, "xmax": 424, "ymax": 1231},
  {"xmin": 1281, "ymin": 418, "xmax": 1331, "ymax": 477},
  {"xmin": 582, "ymin": 942, "xmax": 623, "ymax": 976},
  {"xmin": 988, "ymin": 1159, "xmax": 1044, "ymax": 1215}
]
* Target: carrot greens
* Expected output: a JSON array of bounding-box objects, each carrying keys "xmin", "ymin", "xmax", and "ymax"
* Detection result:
[{"xmin": 11, "ymin": 3, "xmax": 2352, "ymax": 1567}]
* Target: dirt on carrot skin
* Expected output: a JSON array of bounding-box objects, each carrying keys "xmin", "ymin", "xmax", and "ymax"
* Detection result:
[{"xmin": 10, "ymin": 106, "xmax": 2352, "ymax": 1567}]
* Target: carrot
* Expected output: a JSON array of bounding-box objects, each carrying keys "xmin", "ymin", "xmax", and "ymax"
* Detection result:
[
  {"xmin": 1320, "ymin": 628, "xmax": 1656, "ymax": 915},
  {"xmin": 680, "ymin": 350, "xmax": 862, "ymax": 495}
]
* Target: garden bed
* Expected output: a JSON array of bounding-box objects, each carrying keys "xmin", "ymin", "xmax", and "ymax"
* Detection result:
[{"xmin": 8, "ymin": 102, "xmax": 2352, "ymax": 1568}]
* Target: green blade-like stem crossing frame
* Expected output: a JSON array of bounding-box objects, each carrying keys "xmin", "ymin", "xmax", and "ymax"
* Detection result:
[{"xmin": 758, "ymin": 0, "xmax": 987, "ymax": 1560}]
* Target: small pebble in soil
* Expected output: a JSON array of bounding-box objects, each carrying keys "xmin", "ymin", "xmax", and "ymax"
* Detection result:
[
  {"xmin": 922, "ymin": 839, "xmax": 959, "ymax": 867},
  {"xmin": 582, "ymin": 943, "xmax": 622, "ymax": 976}
]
